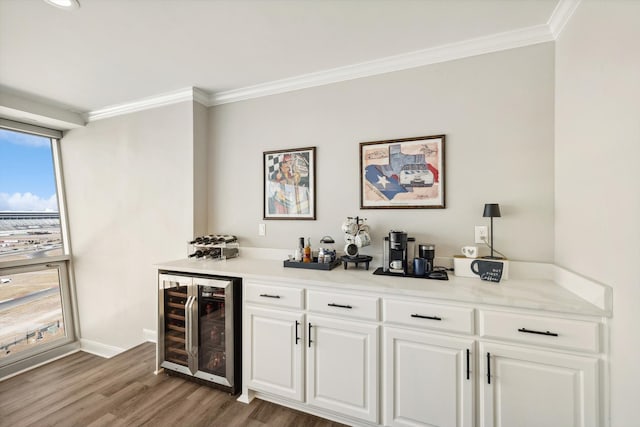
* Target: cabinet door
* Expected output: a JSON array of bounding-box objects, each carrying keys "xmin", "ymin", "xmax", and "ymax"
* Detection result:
[
  {"xmin": 384, "ymin": 327, "xmax": 474, "ymax": 427},
  {"xmin": 479, "ymin": 342, "xmax": 600, "ymax": 427},
  {"xmin": 306, "ymin": 315, "xmax": 378, "ymax": 423},
  {"xmin": 245, "ymin": 306, "xmax": 304, "ymax": 401}
]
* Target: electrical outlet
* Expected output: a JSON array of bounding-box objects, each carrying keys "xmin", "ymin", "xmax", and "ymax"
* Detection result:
[
  {"xmin": 258, "ymin": 223, "xmax": 266, "ymax": 236},
  {"xmin": 475, "ymin": 226, "xmax": 488, "ymax": 244}
]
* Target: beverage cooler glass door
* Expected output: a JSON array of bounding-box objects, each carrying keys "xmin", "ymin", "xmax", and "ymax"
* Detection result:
[
  {"xmin": 159, "ymin": 274, "xmax": 193, "ymax": 374},
  {"xmin": 194, "ymin": 277, "xmax": 234, "ymax": 387}
]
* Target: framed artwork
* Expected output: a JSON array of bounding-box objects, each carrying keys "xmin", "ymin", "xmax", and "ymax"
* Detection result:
[
  {"xmin": 264, "ymin": 147, "xmax": 316, "ymax": 220},
  {"xmin": 360, "ymin": 135, "xmax": 445, "ymax": 209}
]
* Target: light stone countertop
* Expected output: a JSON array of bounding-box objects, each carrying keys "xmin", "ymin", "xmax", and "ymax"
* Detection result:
[{"xmin": 156, "ymin": 256, "xmax": 610, "ymax": 318}]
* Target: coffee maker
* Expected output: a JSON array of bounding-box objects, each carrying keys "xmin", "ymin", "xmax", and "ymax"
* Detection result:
[{"xmin": 383, "ymin": 231, "xmax": 415, "ymax": 274}]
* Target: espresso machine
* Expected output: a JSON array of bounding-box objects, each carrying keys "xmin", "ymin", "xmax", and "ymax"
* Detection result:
[{"xmin": 383, "ymin": 231, "xmax": 415, "ymax": 274}]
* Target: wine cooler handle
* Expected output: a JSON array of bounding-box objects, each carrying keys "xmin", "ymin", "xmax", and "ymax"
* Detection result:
[{"xmin": 185, "ymin": 296, "xmax": 194, "ymax": 353}]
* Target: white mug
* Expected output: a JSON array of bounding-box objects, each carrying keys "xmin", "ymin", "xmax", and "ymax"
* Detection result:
[
  {"xmin": 355, "ymin": 231, "xmax": 371, "ymax": 248},
  {"xmin": 461, "ymin": 246, "xmax": 478, "ymax": 258},
  {"xmin": 390, "ymin": 260, "xmax": 403, "ymax": 270},
  {"xmin": 341, "ymin": 220, "xmax": 358, "ymax": 235}
]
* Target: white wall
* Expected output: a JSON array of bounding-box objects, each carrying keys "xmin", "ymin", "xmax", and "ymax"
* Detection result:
[
  {"xmin": 208, "ymin": 43, "xmax": 555, "ymax": 262},
  {"xmin": 555, "ymin": 2, "xmax": 640, "ymax": 425},
  {"xmin": 60, "ymin": 101, "xmax": 197, "ymax": 350}
]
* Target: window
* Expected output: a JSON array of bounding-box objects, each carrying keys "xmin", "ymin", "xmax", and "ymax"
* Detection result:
[
  {"xmin": 0, "ymin": 129, "xmax": 63, "ymax": 260},
  {"xmin": 0, "ymin": 122, "xmax": 78, "ymax": 377}
]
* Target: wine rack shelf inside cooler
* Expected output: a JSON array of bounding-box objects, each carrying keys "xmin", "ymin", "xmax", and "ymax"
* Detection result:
[
  {"xmin": 164, "ymin": 286, "xmax": 188, "ymax": 367},
  {"xmin": 199, "ymin": 292, "xmax": 228, "ymax": 376}
]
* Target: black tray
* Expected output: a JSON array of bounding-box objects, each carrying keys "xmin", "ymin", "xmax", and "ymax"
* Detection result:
[
  {"xmin": 372, "ymin": 267, "xmax": 449, "ymax": 281},
  {"xmin": 284, "ymin": 258, "xmax": 341, "ymax": 271}
]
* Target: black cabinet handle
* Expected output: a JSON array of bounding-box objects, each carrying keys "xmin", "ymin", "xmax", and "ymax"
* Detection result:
[
  {"xmin": 295, "ymin": 320, "xmax": 300, "ymax": 345},
  {"xmin": 328, "ymin": 303, "xmax": 353, "ymax": 309},
  {"xmin": 466, "ymin": 349, "xmax": 470, "ymax": 380},
  {"xmin": 487, "ymin": 352, "xmax": 491, "ymax": 384},
  {"xmin": 411, "ymin": 314, "xmax": 442, "ymax": 321},
  {"xmin": 259, "ymin": 294, "xmax": 281, "ymax": 299},
  {"xmin": 308, "ymin": 323, "xmax": 313, "ymax": 348},
  {"xmin": 518, "ymin": 327, "xmax": 558, "ymax": 337}
]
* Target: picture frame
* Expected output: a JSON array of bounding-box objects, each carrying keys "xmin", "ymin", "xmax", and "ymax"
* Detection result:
[
  {"xmin": 360, "ymin": 135, "xmax": 445, "ymax": 209},
  {"xmin": 264, "ymin": 147, "xmax": 316, "ymax": 220}
]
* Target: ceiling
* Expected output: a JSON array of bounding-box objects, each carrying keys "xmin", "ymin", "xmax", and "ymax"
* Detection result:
[{"xmin": 1, "ymin": 0, "xmax": 563, "ymax": 117}]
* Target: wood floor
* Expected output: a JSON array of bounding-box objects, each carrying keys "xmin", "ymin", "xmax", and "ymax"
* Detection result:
[{"xmin": 0, "ymin": 342, "xmax": 347, "ymax": 427}]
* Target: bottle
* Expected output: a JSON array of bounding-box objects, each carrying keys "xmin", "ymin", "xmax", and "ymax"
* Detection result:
[
  {"xmin": 295, "ymin": 237, "xmax": 304, "ymax": 261},
  {"xmin": 188, "ymin": 237, "xmax": 203, "ymax": 244},
  {"xmin": 188, "ymin": 250, "xmax": 203, "ymax": 258},
  {"xmin": 189, "ymin": 249, "xmax": 210, "ymax": 258},
  {"xmin": 303, "ymin": 238, "xmax": 312, "ymax": 263}
]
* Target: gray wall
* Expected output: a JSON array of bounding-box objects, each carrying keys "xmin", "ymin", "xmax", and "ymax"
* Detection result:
[
  {"xmin": 555, "ymin": 2, "xmax": 640, "ymax": 425},
  {"xmin": 61, "ymin": 101, "xmax": 198, "ymax": 349},
  {"xmin": 208, "ymin": 43, "xmax": 555, "ymax": 262}
]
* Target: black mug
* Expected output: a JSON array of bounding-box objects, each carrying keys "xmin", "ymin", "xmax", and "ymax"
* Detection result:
[{"xmin": 470, "ymin": 259, "xmax": 504, "ymax": 282}]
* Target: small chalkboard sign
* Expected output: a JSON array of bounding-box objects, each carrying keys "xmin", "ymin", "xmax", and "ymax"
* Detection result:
[{"xmin": 471, "ymin": 259, "xmax": 504, "ymax": 283}]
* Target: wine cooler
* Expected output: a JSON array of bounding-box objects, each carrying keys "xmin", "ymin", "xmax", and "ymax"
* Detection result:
[{"xmin": 157, "ymin": 271, "xmax": 241, "ymax": 394}]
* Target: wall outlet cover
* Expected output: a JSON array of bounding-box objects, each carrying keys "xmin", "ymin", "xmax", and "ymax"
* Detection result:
[{"xmin": 475, "ymin": 225, "xmax": 488, "ymax": 244}]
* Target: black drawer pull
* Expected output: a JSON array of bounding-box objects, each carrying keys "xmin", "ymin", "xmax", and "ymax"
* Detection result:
[
  {"xmin": 328, "ymin": 303, "xmax": 353, "ymax": 309},
  {"xmin": 518, "ymin": 327, "xmax": 558, "ymax": 337},
  {"xmin": 259, "ymin": 294, "xmax": 281, "ymax": 299},
  {"xmin": 295, "ymin": 320, "xmax": 300, "ymax": 345},
  {"xmin": 308, "ymin": 323, "xmax": 313, "ymax": 348},
  {"xmin": 411, "ymin": 314, "xmax": 442, "ymax": 321},
  {"xmin": 487, "ymin": 352, "xmax": 491, "ymax": 384}
]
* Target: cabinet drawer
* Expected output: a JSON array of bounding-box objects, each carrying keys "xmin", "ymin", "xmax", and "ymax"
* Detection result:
[
  {"xmin": 383, "ymin": 299, "xmax": 474, "ymax": 334},
  {"xmin": 307, "ymin": 290, "xmax": 379, "ymax": 321},
  {"xmin": 479, "ymin": 310, "xmax": 600, "ymax": 353},
  {"xmin": 245, "ymin": 282, "xmax": 304, "ymax": 310}
]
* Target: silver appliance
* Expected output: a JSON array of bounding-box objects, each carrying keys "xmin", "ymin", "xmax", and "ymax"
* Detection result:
[{"xmin": 157, "ymin": 272, "xmax": 241, "ymax": 394}]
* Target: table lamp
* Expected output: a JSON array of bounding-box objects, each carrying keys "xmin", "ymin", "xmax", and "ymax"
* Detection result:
[{"xmin": 483, "ymin": 203, "xmax": 502, "ymax": 259}]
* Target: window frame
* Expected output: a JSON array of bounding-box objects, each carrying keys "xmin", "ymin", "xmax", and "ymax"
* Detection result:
[{"xmin": 0, "ymin": 120, "xmax": 80, "ymax": 379}]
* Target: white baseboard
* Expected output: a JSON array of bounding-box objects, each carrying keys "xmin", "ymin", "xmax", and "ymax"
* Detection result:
[
  {"xmin": 143, "ymin": 328, "xmax": 157, "ymax": 343},
  {"xmin": 79, "ymin": 338, "xmax": 125, "ymax": 359}
]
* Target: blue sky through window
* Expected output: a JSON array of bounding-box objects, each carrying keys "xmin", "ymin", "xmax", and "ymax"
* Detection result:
[{"xmin": 0, "ymin": 129, "xmax": 58, "ymax": 212}]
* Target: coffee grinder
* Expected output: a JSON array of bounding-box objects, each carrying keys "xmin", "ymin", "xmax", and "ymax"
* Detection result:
[{"xmin": 383, "ymin": 231, "xmax": 413, "ymax": 274}]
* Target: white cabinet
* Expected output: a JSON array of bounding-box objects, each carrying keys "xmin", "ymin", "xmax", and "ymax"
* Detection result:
[
  {"xmin": 478, "ymin": 342, "xmax": 600, "ymax": 427},
  {"xmin": 245, "ymin": 306, "xmax": 304, "ymax": 401},
  {"xmin": 306, "ymin": 314, "xmax": 379, "ymax": 423},
  {"xmin": 383, "ymin": 298, "xmax": 475, "ymax": 427},
  {"xmin": 384, "ymin": 327, "xmax": 474, "ymax": 427},
  {"xmin": 244, "ymin": 281, "xmax": 380, "ymax": 424},
  {"xmin": 243, "ymin": 282, "xmax": 606, "ymax": 427}
]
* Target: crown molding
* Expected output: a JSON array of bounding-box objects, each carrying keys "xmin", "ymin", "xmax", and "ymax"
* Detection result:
[
  {"xmin": 211, "ymin": 23, "xmax": 553, "ymax": 106},
  {"xmin": 548, "ymin": 0, "xmax": 582, "ymax": 39},
  {"xmin": 86, "ymin": 87, "xmax": 209, "ymax": 122}
]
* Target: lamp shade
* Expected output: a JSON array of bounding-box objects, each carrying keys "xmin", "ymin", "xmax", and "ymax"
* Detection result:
[{"xmin": 483, "ymin": 203, "xmax": 501, "ymax": 218}]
